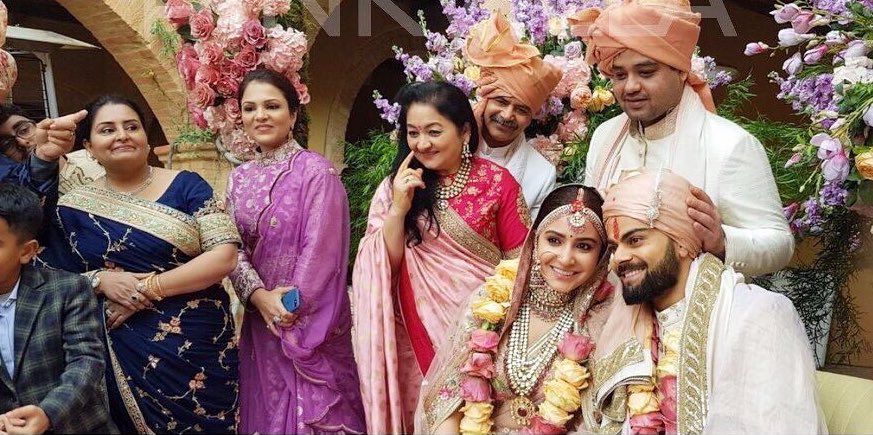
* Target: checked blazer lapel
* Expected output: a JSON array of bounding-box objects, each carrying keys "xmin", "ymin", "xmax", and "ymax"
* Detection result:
[
  {"xmin": 13, "ymin": 266, "xmax": 46, "ymax": 382},
  {"xmin": 0, "ymin": 352, "xmax": 11, "ymax": 391}
]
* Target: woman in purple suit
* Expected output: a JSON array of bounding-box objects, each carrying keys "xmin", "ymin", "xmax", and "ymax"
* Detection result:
[{"xmin": 226, "ymin": 68, "xmax": 365, "ymax": 434}]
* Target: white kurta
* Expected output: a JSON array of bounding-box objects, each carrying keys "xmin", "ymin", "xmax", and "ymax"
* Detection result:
[
  {"xmin": 589, "ymin": 256, "xmax": 825, "ymax": 434},
  {"xmin": 584, "ymin": 86, "xmax": 794, "ymax": 277},
  {"xmin": 478, "ymin": 134, "xmax": 556, "ymax": 219}
]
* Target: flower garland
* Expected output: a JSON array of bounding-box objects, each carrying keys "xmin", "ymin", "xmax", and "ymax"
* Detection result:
[
  {"xmin": 458, "ymin": 258, "xmax": 595, "ymax": 435},
  {"xmin": 745, "ymin": 1, "xmax": 873, "ymax": 237},
  {"xmin": 626, "ymin": 323, "xmax": 679, "ymax": 434}
]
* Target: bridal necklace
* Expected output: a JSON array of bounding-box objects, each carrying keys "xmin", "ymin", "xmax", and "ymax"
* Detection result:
[
  {"xmin": 506, "ymin": 303, "xmax": 574, "ymax": 398},
  {"xmin": 435, "ymin": 156, "xmax": 472, "ymax": 210},
  {"xmin": 104, "ymin": 166, "xmax": 154, "ymax": 196}
]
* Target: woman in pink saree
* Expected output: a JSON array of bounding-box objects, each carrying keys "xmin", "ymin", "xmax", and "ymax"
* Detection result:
[
  {"xmin": 352, "ymin": 81, "xmax": 530, "ymax": 433},
  {"xmin": 227, "ymin": 69, "xmax": 365, "ymax": 434}
]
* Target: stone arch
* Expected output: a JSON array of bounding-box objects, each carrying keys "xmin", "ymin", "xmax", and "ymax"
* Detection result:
[
  {"xmin": 305, "ymin": 0, "xmax": 427, "ymax": 168},
  {"xmin": 54, "ymin": 0, "xmax": 187, "ymax": 142}
]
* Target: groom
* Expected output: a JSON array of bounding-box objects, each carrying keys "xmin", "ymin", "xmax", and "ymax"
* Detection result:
[{"xmin": 593, "ymin": 170, "xmax": 823, "ymax": 433}]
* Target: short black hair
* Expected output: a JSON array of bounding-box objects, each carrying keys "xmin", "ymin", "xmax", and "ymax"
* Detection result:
[
  {"xmin": 0, "ymin": 104, "xmax": 27, "ymax": 127},
  {"xmin": 0, "ymin": 183, "xmax": 43, "ymax": 242}
]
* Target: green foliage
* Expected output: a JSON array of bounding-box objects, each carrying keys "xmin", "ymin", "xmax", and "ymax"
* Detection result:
[
  {"xmin": 150, "ymin": 19, "xmax": 181, "ymax": 58},
  {"xmin": 341, "ymin": 132, "xmax": 398, "ymax": 268},
  {"xmin": 173, "ymin": 123, "xmax": 215, "ymax": 148}
]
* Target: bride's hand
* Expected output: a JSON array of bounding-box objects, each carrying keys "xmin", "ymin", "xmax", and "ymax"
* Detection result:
[{"xmin": 95, "ymin": 271, "xmax": 153, "ymax": 311}]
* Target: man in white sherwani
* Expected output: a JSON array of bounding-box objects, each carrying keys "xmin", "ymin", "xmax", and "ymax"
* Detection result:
[
  {"xmin": 571, "ymin": 0, "xmax": 794, "ymax": 276},
  {"xmin": 590, "ymin": 169, "xmax": 824, "ymax": 434},
  {"xmin": 465, "ymin": 13, "xmax": 561, "ymax": 219}
]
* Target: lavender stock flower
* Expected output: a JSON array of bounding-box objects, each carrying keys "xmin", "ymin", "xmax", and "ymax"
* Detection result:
[
  {"xmin": 512, "ymin": 0, "xmax": 549, "ymax": 44},
  {"xmin": 820, "ymin": 182, "xmax": 849, "ymax": 207},
  {"xmin": 373, "ymin": 92, "xmax": 401, "ymax": 126}
]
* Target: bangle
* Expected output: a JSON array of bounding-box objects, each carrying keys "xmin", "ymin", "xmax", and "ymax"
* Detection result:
[{"xmin": 137, "ymin": 272, "xmax": 165, "ymax": 301}]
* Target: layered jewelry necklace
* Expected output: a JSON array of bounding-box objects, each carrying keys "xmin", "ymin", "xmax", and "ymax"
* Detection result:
[
  {"xmin": 104, "ymin": 166, "xmax": 154, "ymax": 196},
  {"xmin": 506, "ymin": 303, "xmax": 574, "ymax": 397},
  {"xmin": 435, "ymin": 156, "xmax": 472, "ymax": 210}
]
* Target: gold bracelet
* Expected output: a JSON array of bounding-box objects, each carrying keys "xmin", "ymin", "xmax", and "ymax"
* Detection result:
[
  {"xmin": 152, "ymin": 274, "xmax": 167, "ymax": 300},
  {"xmin": 137, "ymin": 272, "xmax": 162, "ymax": 302}
]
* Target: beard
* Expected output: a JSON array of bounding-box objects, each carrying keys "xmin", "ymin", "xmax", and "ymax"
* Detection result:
[{"xmin": 620, "ymin": 241, "xmax": 680, "ymax": 306}]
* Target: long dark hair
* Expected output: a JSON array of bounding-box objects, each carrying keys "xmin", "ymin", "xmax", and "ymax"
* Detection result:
[
  {"xmin": 76, "ymin": 95, "xmax": 148, "ymax": 148},
  {"xmin": 237, "ymin": 68, "xmax": 306, "ymax": 148},
  {"xmin": 390, "ymin": 81, "xmax": 479, "ymax": 246},
  {"xmin": 533, "ymin": 184, "xmax": 608, "ymax": 258}
]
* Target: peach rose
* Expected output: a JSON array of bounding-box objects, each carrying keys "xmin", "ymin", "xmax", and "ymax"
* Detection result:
[
  {"xmin": 627, "ymin": 383, "xmax": 660, "ymax": 415},
  {"xmin": 542, "ymin": 378, "xmax": 582, "ymax": 412},
  {"xmin": 494, "ymin": 258, "xmax": 519, "ymax": 282},
  {"xmin": 856, "ymin": 150, "xmax": 873, "ymax": 181},
  {"xmin": 537, "ymin": 400, "xmax": 572, "ymax": 426},
  {"xmin": 467, "ymin": 329, "xmax": 499, "ymax": 353},
  {"xmin": 589, "ymin": 87, "xmax": 616, "ymax": 112},
  {"xmin": 482, "ymin": 275, "xmax": 512, "ymax": 303},
  {"xmin": 471, "ymin": 297, "xmax": 508, "ymax": 324},
  {"xmin": 553, "ymin": 359, "xmax": 590, "ymax": 389}
]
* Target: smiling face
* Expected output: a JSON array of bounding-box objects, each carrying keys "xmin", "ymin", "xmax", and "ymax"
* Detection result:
[
  {"xmin": 606, "ymin": 215, "xmax": 688, "ymax": 306},
  {"xmin": 84, "ymin": 103, "xmax": 149, "ymax": 168},
  {"xmin": 481, "ymin": 94, "xmax": 533, "ymax": 147},
  {"xmin": 405, "ymin": 102, "xmax": 470, "ymax": 175},
  {"xmin": 241, "ymin": 81, "xmax": 297, "ymax": 151},
  {"xmin": 535, "ymin": 215, "xmax": 603, "ymax": 294},
  {"xmin": 610, "ymin": 50, "xmax": 687, "ymax": 127}
]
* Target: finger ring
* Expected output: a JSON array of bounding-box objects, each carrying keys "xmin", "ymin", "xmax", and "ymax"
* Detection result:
[
  {"xmin": 135, "ymin": 282, "xmax": 144, "ymax": 291},
  {"xmin": 272, "ymin": 315, "xmax": 280, "ymax": 324},
  {"xmin": 131, "ymin": 294, "xmax": 139, "ymax": 301},
  {"xmin": 105, "ymin": 308, "xmax": 113, "ymax": 317}
]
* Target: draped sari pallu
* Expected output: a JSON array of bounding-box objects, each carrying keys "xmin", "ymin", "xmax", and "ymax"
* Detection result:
[
  {"xmin": 53, "ymin": 174, "xmax": 240, "ymax": 434},
  {"xmin": 227, "ymin": 149, "xmax": 366, "ymax": 434},
  {"xmin": 352, "ymin": 157, "xmax": 530, "ymax": 434}
]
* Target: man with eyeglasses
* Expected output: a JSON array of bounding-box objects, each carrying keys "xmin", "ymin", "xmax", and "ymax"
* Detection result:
[{"xmin": 0, "ymin": 104, "xmax": 87, "ymax": 197}]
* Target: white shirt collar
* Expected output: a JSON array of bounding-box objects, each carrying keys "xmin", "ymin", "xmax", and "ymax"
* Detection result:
[
  {"xmin": 0, "ymin": 278, "xmax": 20, "ymax": 307},
  {"xmin": 479, "ymin": 133, "xmax": 525, "ymax": 159}
]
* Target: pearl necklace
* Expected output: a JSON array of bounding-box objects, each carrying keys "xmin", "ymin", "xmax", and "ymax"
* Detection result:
[
  {"xmin": 506, "ymin": 303, "xmax": 574, "ymax": 397},
  {"xmin": 104, "ymin": 166, "xmax": 154, "ymax": 196},
  {"xmin": 436, "ymin": 157, "xmax": 472, "ymax": 210}
]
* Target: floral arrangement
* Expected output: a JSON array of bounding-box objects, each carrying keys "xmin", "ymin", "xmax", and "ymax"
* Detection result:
[
  {"xmin": 373, "ymin": 0, "xmax": 732, "ymax": 180},
  {"xmin": 162, "ymin": 0, "xmax": 309, "ymax": 159},
  {"xmin": 745, "ymin": 1, "xmax": 873, "ymax": 236},
  {"xmin": 458, "ymin": 258, "xmax": 594, "ymax": 435}
]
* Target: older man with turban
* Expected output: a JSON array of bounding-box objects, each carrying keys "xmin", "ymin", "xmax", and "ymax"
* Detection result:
[
  {"xmin": 589, "ymin": 169, "xmax": 824, "ymax": 433},
  {"xmin": 570, "ymin": 0, "xmax": 793, "ymax": 277},
  {"xmin": 466, "ymin": 13, "xmax": 561, "ymax": 218}
]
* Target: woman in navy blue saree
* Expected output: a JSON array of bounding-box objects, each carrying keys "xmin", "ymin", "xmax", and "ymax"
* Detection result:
[{"xmin": 42, "ymin": 96, "xmax": 240, "ymax": 433}]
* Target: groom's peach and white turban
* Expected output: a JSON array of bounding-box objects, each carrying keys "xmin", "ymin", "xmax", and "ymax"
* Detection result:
[
  {"xmin": 569, "ymin": 0, "xmax": 715, "ymax": 111},
  {"xmin": 602, "ymin": 169, "xmax": 703, "ymax": 257}
]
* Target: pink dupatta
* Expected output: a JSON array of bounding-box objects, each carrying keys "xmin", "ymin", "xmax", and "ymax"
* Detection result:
[{"xmin": 352, "ymin": 159, "xmax": 529, "ymax": 434}]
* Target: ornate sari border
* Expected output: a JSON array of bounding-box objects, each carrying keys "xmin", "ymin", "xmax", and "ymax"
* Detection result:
[
  {"xmin": 435, "ymin": 207, "xmax": 502, "ymax": 266},
  {"xmin": 60, "ymin": 186, "xmax": 202, "ymax": 257},
  {"xmin": 677, "ymin": 254, "xmax": 724, "ymax": 435},
  {"xmin": 105, "ymin": 321, "xmax": 155, "ymax": 435}
]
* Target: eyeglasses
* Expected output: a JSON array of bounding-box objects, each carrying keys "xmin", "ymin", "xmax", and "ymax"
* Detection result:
[{"xmin": 14, "ymin": 121, "xmax": 36, "ymax": 139}]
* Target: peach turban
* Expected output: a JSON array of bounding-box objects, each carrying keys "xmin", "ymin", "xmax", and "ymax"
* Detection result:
[
  {"xmin": 602, "ymin": 169, "xmax": 702, "ymax": 257},
  {"xmin": 0, "ymin": 1, "xmax": 15, "ymax": 101},
  {"xmin": 568, "ymin": 0, "xmax": 715, "ymax": 112},
  {"xmin": 466, "ymin": 13, "xmax": 562, "ymax": 113}
]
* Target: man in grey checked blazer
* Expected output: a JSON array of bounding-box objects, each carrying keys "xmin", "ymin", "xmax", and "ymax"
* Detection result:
[{"xmin": 0, "ymin": 183, "xmax": 116, "ymax": 434}]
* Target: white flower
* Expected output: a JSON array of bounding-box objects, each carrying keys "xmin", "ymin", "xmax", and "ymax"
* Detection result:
[
  {"xmin": 778, "ymin": 28, "xmax": 814, "ymax": 47},
  {"xmin": 832, "ymin": 58, "xmax": 873, "ymax": 86},
  {"xmin": 782, "ymin": 53, "xmax": 803, "ymax": 76}
]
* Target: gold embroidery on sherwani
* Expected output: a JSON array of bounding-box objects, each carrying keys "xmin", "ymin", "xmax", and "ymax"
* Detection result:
[
  {"xmin": 591, "ymin": 337, "xmax": 645, "ymax": 398},
  {"xmin": 60, "ymin": 186, "xmax": 202, "ymax": 257},
  {"xmin": 677, "ymin": 254, "xmax": 725, "ymax": 435},
  {"xmin": 435, "ymin": 206, "xmax": 502, "ymax": 265}
]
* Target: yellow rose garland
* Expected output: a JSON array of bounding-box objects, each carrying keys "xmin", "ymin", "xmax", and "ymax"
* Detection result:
[{"xmin": 459, "ymin": 259, "xmax": 594, "ymax": 435}]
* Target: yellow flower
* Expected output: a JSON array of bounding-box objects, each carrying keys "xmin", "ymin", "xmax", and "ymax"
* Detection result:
[
  {"xmin": 460, "ymin": 402, "xmax": 493, "ymax": 434},
  {"xmin": 856, "ymin": 151, "xmax": 873, "ymax": 181},
  {"xmin": 483, "ymin": 275, "xmax": 513, "ymax": 303},
  {"xmin": 548, "ymin": 16, "xmax": 567, "ymax": 37},
  {"xmin": 460, "ymin": 401, "xmax": 494, "ymax": 423},
  {"xmin": 463, "ymin": 65, "xmax": 481, "ymax": 82},
  {"xmin": 453, "ymin": 56, "xmax": 465, "ymax": 71},
  {"xmin": 627, "ymin": 383, "xmax": 660, "ymax": 415},
  {"xmin": 589, "ymin": 87, "xmax": 616, "ymax": 112},
  {"xmin": 494, "ymin": 258, "xmax": 519, "ymax": 282},
  {"xmin": 543, "ymin": 378, "xmax": 582, "ymax": 412},
  {"xmin": 471, "ymin": 297, "xmax": 508, "ymax": 323},
  {"xmin": 553, "ymin": 359, "xmax": 591, "ymax": 389},
  {"xmin": 656, "ymin": 329, "xmax": 680, "ymax": 380},
  {"xmin": 538, "ymin": 400, "xmax": 573, "ymax": 426}
]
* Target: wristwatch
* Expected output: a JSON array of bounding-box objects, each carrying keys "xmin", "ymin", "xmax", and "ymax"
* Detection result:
[{"xmin": 87, "ymin": 271, "xmax": 101, "ymax": 290}]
